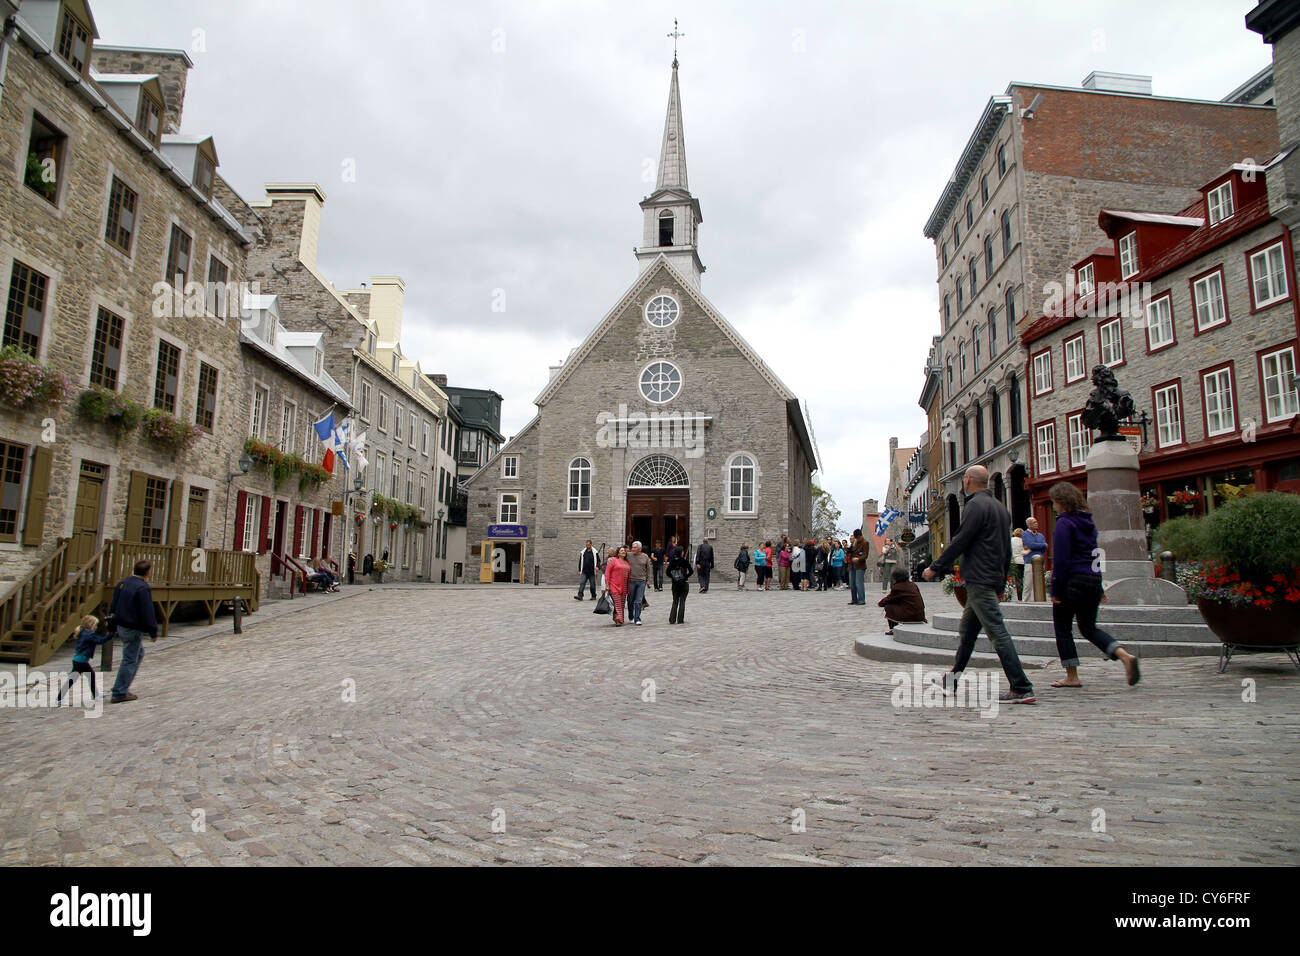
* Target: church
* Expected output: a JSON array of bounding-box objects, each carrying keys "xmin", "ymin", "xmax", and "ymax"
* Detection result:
[{"xmin": 464, "ymin": 55, "xmax": 819, "ymax": 584}]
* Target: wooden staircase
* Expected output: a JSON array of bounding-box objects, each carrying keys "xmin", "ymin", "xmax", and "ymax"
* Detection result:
[{"xmin": 0, "ymin": 539, "xmax": 261, "ymax": 667}]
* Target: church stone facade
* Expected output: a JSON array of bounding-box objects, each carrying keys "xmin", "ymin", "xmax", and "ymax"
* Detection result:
[{"xmin": 464, "ymin": 58, "xmax": 817, "ymax": 584}]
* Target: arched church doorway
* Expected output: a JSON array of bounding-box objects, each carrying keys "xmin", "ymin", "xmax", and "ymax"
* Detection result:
[{"xmin": 626, "ymin": 454, "xmax": 690, "ymax": 549}]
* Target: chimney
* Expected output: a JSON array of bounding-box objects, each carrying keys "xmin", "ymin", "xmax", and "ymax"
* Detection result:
[
  {"xmin": 430, "ymin": 374, "xmax": 449, "ymax": 387},
  {"xmin": 91, "ymin": 46, "xmax": 194, "ymax": 133},
  {"xmin": 863, "ymin": 498, "xmax": 879, "ymax": 513},
  {"xmin": 263, "ymin": 183, "xmax": 326, "ymax": 271},
  {"xmin": 1081, "ymin": 71, "xmax": 1153, "ymax": 96},
  {"xmin": 368, "ymin": 276, "xmax": 405, "ymax": 345}
]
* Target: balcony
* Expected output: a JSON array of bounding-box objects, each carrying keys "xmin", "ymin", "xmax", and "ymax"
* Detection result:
[{"xmin": 448, "ymin": 490, "xmax": 468, "ymax": 526}]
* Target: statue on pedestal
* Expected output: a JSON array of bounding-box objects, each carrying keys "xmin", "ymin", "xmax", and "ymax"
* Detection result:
[{"xmin": 1082, "ymin": 364, "xmax": 1135, "ymax": 441}]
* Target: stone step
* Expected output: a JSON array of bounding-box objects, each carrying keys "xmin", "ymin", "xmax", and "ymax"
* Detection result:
[
  {"xmin": 979, "ymin": 601, "xmax": 1202, "ymax": 624},
  {"xmin": 890, "ymin": 622, "xmax": 1220, "ymax": 658},
  {"xmin": 930, "ymin": 612, "xmax": 1214, "ymax": 643},
  {"xmin": 853, "ymin": 632, "xmax": 1053, "ymax": 669}
]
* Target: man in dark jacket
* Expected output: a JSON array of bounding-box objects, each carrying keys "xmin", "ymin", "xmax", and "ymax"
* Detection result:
[
  {"xmin": 576, "ymin": 540, "xmax": 598, "ymax": 600},
  {"xmin": 695, "ymin": 540, "xmax": 714, "ymax": 593},
  {"xmin": 924, "ymin": 465, "xmax": 1036, "ymax": 703},
  {"xmin": 108, "ymin": 559, "xmax": 159, "ymax": 704},
  {"xmin": 878, "ymin": 568, "xmax": 927, "ymax": 634}
]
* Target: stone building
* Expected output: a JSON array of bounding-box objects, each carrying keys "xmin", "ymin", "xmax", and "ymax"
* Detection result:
[
  {"xmin": 0, "ymin": 3, "xmax": 259, "ymax": 584},
  {"xmin": 917, "ymin": 338, "xmax": 946, "ymax": 559},
  {"xmin": 1021, "ymin": 159, "xmax": 1300, "ymax": 536},
  {"xmin": 462, "ymin": 58, "xmax": 817, "ymax": 584},
  {"xmin": 924, "ymin": 72, "xmax": 1279, "ymax": 544}
]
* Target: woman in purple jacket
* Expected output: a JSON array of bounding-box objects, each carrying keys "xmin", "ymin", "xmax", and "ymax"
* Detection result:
[{"xmin": 1048, "ymin": 482, "xmax": 1141, "ymax": 688}]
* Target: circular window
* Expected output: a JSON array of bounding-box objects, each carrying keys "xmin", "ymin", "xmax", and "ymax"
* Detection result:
[
  {"xmin": 644, "ymin": 295, "xmax": 680, "ymax": 328},
  {"xmin": 639, "ymin": 361, "xmax": 682, "ymax": 404}
]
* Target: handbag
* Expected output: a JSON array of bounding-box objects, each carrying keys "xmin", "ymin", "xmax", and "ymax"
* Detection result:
[
  {"xmin": 593, "ymin": 592, "xmax": 611, "ymax": 614},
  {"xmin": 670, "ymin": 567, "xmax": 685, "ymax": 585}
]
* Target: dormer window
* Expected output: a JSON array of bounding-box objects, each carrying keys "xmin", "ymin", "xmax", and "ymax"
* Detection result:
[
  {"xmin": 1077, "ymin": 262, "xmax": 1094, "ymax": 297},
  {"xmin": 313, "ymin": 348, "xmax": 323, "ymax": 376},
  {"xmin": 391, "ymin": 353, "xmax": 399, "ymax": 375},
  {"xmin": 658, "ymin": 209, "xmax": 674, "ymax": 246},
  {"xmin": 136, "ymin": 93, "xmax": 162, "ymax": 147},
  {"xmin": 1207, "ymin": 181, "xmax": 1234, "ymax": 226},
  {"xmin": 193, "ymin": 152, "xmax": 215, "ymax": 199},
  {"xmin": 57, "ymin": 7, "xmax": 92, "ymax": 75},
  {"xmin": 1118, "ymin": 232, "xmax": 1138, "ymax": 280},
  {"xmin": 367, "ymin": 330, "xmax": 377, "ymax": 355}
]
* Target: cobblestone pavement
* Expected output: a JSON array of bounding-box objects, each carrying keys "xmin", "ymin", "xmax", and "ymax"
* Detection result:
[{"xmin": 2, "ymin": 582, "xmax": 1297, "ymax": 866}]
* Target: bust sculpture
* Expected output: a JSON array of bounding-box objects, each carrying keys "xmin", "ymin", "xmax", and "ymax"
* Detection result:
[{"xmin": 1082, "ymin": 364, "xmax": 1135, "ymax": 441}]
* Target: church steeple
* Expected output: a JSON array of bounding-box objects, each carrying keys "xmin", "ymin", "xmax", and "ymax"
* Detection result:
[{"xmin": 636, "ymin": 52, "xmax": 705, "ymax": 287}]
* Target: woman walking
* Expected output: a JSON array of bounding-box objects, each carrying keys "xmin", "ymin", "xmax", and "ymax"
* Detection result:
[
  {"xmin": 605, "ymin": 546, "xmax": 630, "ymax": 626},
  {"xmin": 735, "ymin": 542, "xmax": 751, "ymax": 590},
  {"xmin": 667, "ymin": 544, "xmax": 693, "ymax": 623},
  {"xmin": 1047, "ymin": 482, "xmax": 1140, "ymax": 688}
]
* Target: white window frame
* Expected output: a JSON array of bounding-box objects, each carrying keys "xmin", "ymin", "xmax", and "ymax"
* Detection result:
[
  {"xmin": 374, "ymin": 453, "xmax": 386, "ymax": 493},
  {"xmin": 727, "ymin": 453, "xmax": 756, "ymax": 514},
  {"xmin": 1032, "ymin": 349, "xmax": 1053, "ymax": 396},
  {"xmin": 1154, "ymin": 384, "xmax": 1183, "ymax": 448},
  {"xmin": 242, "ymin": 494, "xmax": 258, "ymax": 554},
  {"xmin": 1261, "ymin": 346, "xmax": 1299, "ymax": 423},
  {"xmin": 359, "ymin": 381, "xmax": 372, "ymax": 421},
  {"xmin": 1201, "ymin": 367, "xmax": 1236, "ymax": 437},
  {"xmin": 1250, "ymin": 241, "xmax": 1288, "ymax": 308},
  {"xmin": 1145, "ymin": 295, "xmax": 1175, "ymax": 351},
  {"xmin": 1077, "ymin": 262, "xmax": 1094, "ymax": 297},
  {"xmin": 1099, "ymin": 318, "xmax": 1123, "ymax": 367},
  {"xmin": 421, "ymin": 422, "xmax": 430, "ymax": 456},
  {"xmin": 250, "ymin": 384, "xmax": 269, "ymax": 439},
  {"xmin": 1207, "ymin": 181, "xmax": 1234, "ymax": 226},
  {"xmin": 1035, "ymin": 422, "xmax": 1057, "ymax": 476},
  {"xmin": 959, "ymin": 341, "xmax": 967, "ymax": 387},
  {"xmin": 1192, "ymin": 271, "xmax": 1227, "ymax": 332},
  {"xmin": 279, "ymin": 399, "xmax": 297, "ymax": 455},
  {"xmin": 1067, "ymin": 413, "xmax": 1091, "ymax": 469},
  {"xmin": 1063, "ymin": 335, "xmax": 1087, "ymax": 384},
  {"xmin": 567, "ymin": 458, "xmax": 592, "ymax": 513},
  {"xmin": 499, "ymin": 492, "xmax": 519, "ymax": 524},
  {"xmin": 502, "ymin": 455, "xmax": 519, "ymax": 478},
  {"xmin": 1119, "ymin": 231, "xmax": 1138, "ymax": 279},
  {"xmin": 408, "ymin": 411, "xmax": 416, "ymax": 448}
]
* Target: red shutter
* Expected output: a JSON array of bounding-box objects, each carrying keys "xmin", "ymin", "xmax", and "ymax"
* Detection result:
[
  {"xmin": 257, "ymin": 496, "xmax": 271, "ymax": 555},
  {"xmin": 293, "ymin": 505, "xmax": 304, "ymax": 558},
  {"xmin": 321, "ymin": 513, "xmax": 331, "ymax": 559},
  {"xmin": 310, "ymin": 509, "xmax": 320, "ymax": 558},
  {"xmin": 233, "ymin": 490, "xmax": 247, "ymax": 551}
]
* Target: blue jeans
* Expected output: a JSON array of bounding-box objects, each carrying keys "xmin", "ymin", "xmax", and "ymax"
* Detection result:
[
  {"xmin": 111, "ymin": 627, "xmax": 147, "ymax": 698},
  {"xmin": 577, "ymin": 572, "xmax": 597, "ymax": 599},
  {"xmin": 952, "ymin": 583, "xmax": 1034, "ymax": 695},
  {"xmin": 849, "ymin": 568, "xmax": 865, "ymax": 604},
  {"xmin": 628, "ymin": 579, "xmax": 647, "ymax": 622}
]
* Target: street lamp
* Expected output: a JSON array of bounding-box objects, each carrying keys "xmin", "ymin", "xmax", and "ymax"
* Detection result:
[{"xmin": 222, "ymin": 453, "xmax": 255, "ymax": 550}]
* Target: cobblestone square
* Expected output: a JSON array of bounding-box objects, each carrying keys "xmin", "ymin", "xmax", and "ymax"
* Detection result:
[{"xmin": 1, "ymin": 583, "xmax": 1296, "ymax": 866}]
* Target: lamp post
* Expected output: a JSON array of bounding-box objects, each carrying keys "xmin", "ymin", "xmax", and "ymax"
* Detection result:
[{"xmin": 222, "ymin": 452, "xmax": 254, "ymax": 551}]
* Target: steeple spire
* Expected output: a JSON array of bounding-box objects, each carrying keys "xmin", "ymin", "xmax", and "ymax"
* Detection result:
[{"xmin": 656, "ymin": 55, "xmax": 688, "ymax": 191}]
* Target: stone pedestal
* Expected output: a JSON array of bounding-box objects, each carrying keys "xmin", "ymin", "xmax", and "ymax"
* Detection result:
[{"xmin": 1085, "ymin": 440, "xmax": 1186, "ymax": 606}]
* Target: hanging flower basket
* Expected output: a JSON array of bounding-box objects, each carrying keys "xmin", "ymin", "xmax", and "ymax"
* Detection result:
[
  {"xmin": 0, "ymin": 346, "xmax": 71, "ymax": 410},
  {"xmin": 78, "ymin": 386, "xmax": 143, "ymax": 439},
  {"xmin": 142, "ymin": 408, "xmax": 201, "ymax": 454},
  {"xmin": 1168, "ymin": 489, "xmax": 1201, "ymax": 507}
]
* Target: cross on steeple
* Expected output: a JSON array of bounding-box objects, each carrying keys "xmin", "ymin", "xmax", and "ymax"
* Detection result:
[{"xmin": 667, "ymin": 18, "xmax": 685, "ymax": 66}]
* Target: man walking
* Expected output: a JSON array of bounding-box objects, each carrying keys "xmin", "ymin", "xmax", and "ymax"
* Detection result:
[
  {"xmin": 108, "ymin": 559, "xmax": 158, "ymax": 704},
  {"xmin": 924, "ymin": 465, "xmax": 1036, "ymax": 704},
  {"xmin": 848, "ymin": 530, "xmax": 868, "ymax": 605},
  {"xmin": 695, "ymin": 539, "xmax": 714, "ymax": 593},
  {"xmin": 626, "ymin": 541, "xmax": 651, "ymax": 625},
  {"xmin": 576, "ymin": 540, "xmax": 599, "ymax": 600}
]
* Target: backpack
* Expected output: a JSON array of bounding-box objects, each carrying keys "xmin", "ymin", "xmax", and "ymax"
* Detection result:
[{"xmin": 735, "ymin": 549, "xmax": 751, "ymax": 571}]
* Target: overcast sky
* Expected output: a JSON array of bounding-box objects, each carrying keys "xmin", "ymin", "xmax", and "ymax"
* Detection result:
[{"xmin": 91, "ymin": 0, "xmax": 1273, "ymax": 523}]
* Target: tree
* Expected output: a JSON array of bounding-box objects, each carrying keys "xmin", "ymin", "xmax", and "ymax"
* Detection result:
[{"xmin": 811, "ymin": 484, "xmax": 846, "ymax": 540}]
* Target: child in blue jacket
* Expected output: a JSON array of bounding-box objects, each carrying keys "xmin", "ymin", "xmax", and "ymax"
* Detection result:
[{"xmin": 58, "ymin": 615, "xmax": 112, "ymax": 704}]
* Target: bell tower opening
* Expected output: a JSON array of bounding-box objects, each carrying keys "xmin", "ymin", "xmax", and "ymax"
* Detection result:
[{"xmin": 658, "ymin": 209, "xmax": 674, "ymax": 246}]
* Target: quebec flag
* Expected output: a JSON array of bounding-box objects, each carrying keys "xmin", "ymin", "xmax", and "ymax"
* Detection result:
[
  {"xmin": 313, "ymin": 412, "xmax": 350, "ymax": 471},
  {"xmin": 875, "ymin": 506, "xmax": 903, "ymax": 538}
]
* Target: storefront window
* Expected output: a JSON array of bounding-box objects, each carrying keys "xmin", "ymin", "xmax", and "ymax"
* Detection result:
[
  {"xmin": 1163, "ymin": 481, "xmax": 1203, "ymax": 519},
  {"xmin": 1207, "ymin": 467, "xmax": 1255, "ymax": 511}
]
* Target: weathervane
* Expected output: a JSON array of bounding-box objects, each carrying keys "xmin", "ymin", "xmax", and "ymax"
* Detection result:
[{"xmin": 668, "ymin": 18, "xmax": 685, "ymax": 66}]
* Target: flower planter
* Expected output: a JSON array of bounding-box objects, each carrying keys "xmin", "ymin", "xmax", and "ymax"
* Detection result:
[{"xmin": 1196, "ymin": 599, "xmax": 1300, "ymax": 648}]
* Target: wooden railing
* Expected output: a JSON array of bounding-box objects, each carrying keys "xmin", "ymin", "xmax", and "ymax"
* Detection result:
[
  {"xmin": 0, "ymin": 537, "xmax": 70, "ymax": 646},
  {"xmin": 107, "ymin": 540, "xmax": 258, "ymax": 590},
  {"xmin": 274, "ymin": 552, "xmax": 312, "ymax": 598},
  {"xmin": 28, "ymin": 542, "xmax": 112, "ymax": 664}
]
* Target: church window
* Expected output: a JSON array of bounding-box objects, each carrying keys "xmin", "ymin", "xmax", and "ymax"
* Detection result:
[
  {"xmin": 645, "ymin": 295, "xmax": 680, "ymax": 328},
  {"xmin": 629, "ymin": 455, "xmax": 689, "ymax": 488},
  {"xmin": 568, "ymin": 458, "xmax": 591, "ymax": 512},
  {"xmin": 727, "ymin": 454, "xmax": 755, "ymax": 513},
  {"xmin": 659, "ymin": 209, "xmax": 674, "ymax": 246},
  {"xmin": 639, "ymin": 360, "xmax": 681, "ymax": 404}
]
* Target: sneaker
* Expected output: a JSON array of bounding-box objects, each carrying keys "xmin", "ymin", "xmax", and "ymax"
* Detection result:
[
  {"xmin": 635, "ymin": 620, "xmax": 642, "ymax": 626},
  {"xmin": 998, "ymin": 690, "xmax": 1036, "ymax": 705},
  {"xmin": 929, "ymin": 672, "xmax": 960, "ymax": 697}
]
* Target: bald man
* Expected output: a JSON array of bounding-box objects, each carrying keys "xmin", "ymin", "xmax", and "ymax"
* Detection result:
[{"xmin": 924, "ymin": 465, "xmax": 1036, "ymax": 704}]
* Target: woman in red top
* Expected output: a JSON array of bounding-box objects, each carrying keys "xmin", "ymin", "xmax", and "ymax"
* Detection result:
[
  {"xmin": 605, "ymin": 546, "xmax": 631, "ymax": 626},
  {"xmin": 762, "ymin": 541, "xmax": 774, "ymax": 590}
]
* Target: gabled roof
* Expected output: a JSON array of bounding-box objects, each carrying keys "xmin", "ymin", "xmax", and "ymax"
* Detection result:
[
  {"xmin": 533, "ymin": 254, "xmax": 818, "ymax": 471},
  {"xmin": 467, "ymin": 415, "xmax": 540, "ymax": 485},
  {"xmin": 1098, "ymin": 210, "xmax": 1204, "ymax": 229}
]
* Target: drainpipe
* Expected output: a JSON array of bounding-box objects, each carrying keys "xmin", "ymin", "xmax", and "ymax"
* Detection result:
[{"xmin": 0, "ymin": 18, "xmax": 19, "ymax": 110}]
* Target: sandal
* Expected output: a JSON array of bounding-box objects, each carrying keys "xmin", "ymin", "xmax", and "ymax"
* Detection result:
[
  {"xmin": 1050, "ymin": 679, "xmax": 1082, "ymax": 688},
  {"xmin": 1125, "ymin": 654, "xmax": 1141, "ymax": 686}
]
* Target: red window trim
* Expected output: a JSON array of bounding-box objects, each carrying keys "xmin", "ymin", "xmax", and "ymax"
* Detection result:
[
  {"xmin": 1188, "ymin": 263, "xmax": 1230, "ymax": 336},
  {"xmin": 1065, "ymin": 408, "xmax": 1093, "ymax": 470},
  {"xmin": 1244, "ymin": 234, "xmax": 1290, "ymax": 314},
  {"xmin": 1118, "ymin": 230, "xmax": 1139, "ymax": 280},
  {"xmin": 310, "ymin": 508, "xmax": 320, "ymax": 559},
  {"xmin": 1031, "ymin": 346, "xmax": 1054, "ymax": 397},
  {"xmin": 1032, "ymin": 418, "xmax": 1058, "ymax": 476},
  {"xmin": 1255, "ymin": 338, "xmax": 1299, "ymax": 425},
  {"xmin": 257, "ymin": 495, "xmax": 271, "ymax": 555},
  {"xmin": 233, "ymin": 490, "xmax": 247, "ymax": 551},
  {"xmin": 1144, "ymin": 290, "xmax": 1177, "ymax": 355},
  {"xmin": 293, "ymin": 504, "xmax": 304, "ymax": 558},
  {"xmin": 1062, "ymin": 331, "xmax": 1088, "ymax": 385},
  {"xmin": 1096, "ymin": 316, "xmax": 1126, "ymax": 370},
  {"xmin": 1198, "ymin": 360, "xmax": 1238, "ymax": 440},
  {"xmin": 1150, "ymin": 378, "xmax": 1184, "ymax": 450},
  {"xmin": 1204, "ymin": 175, "xmax": 1235, "ymax": 227}
]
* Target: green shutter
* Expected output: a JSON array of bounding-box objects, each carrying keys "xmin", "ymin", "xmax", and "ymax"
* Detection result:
[
  {"xmin": 165, "ymin": 479, "xmax": 184, "ymax": 547},
  {"xmin": 124, "ymin": 471, "xmax": 147, "ymax": 542},
  {"xmin": 21, "ymin": 445, "xmax": 52, "ymax": 547}
]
